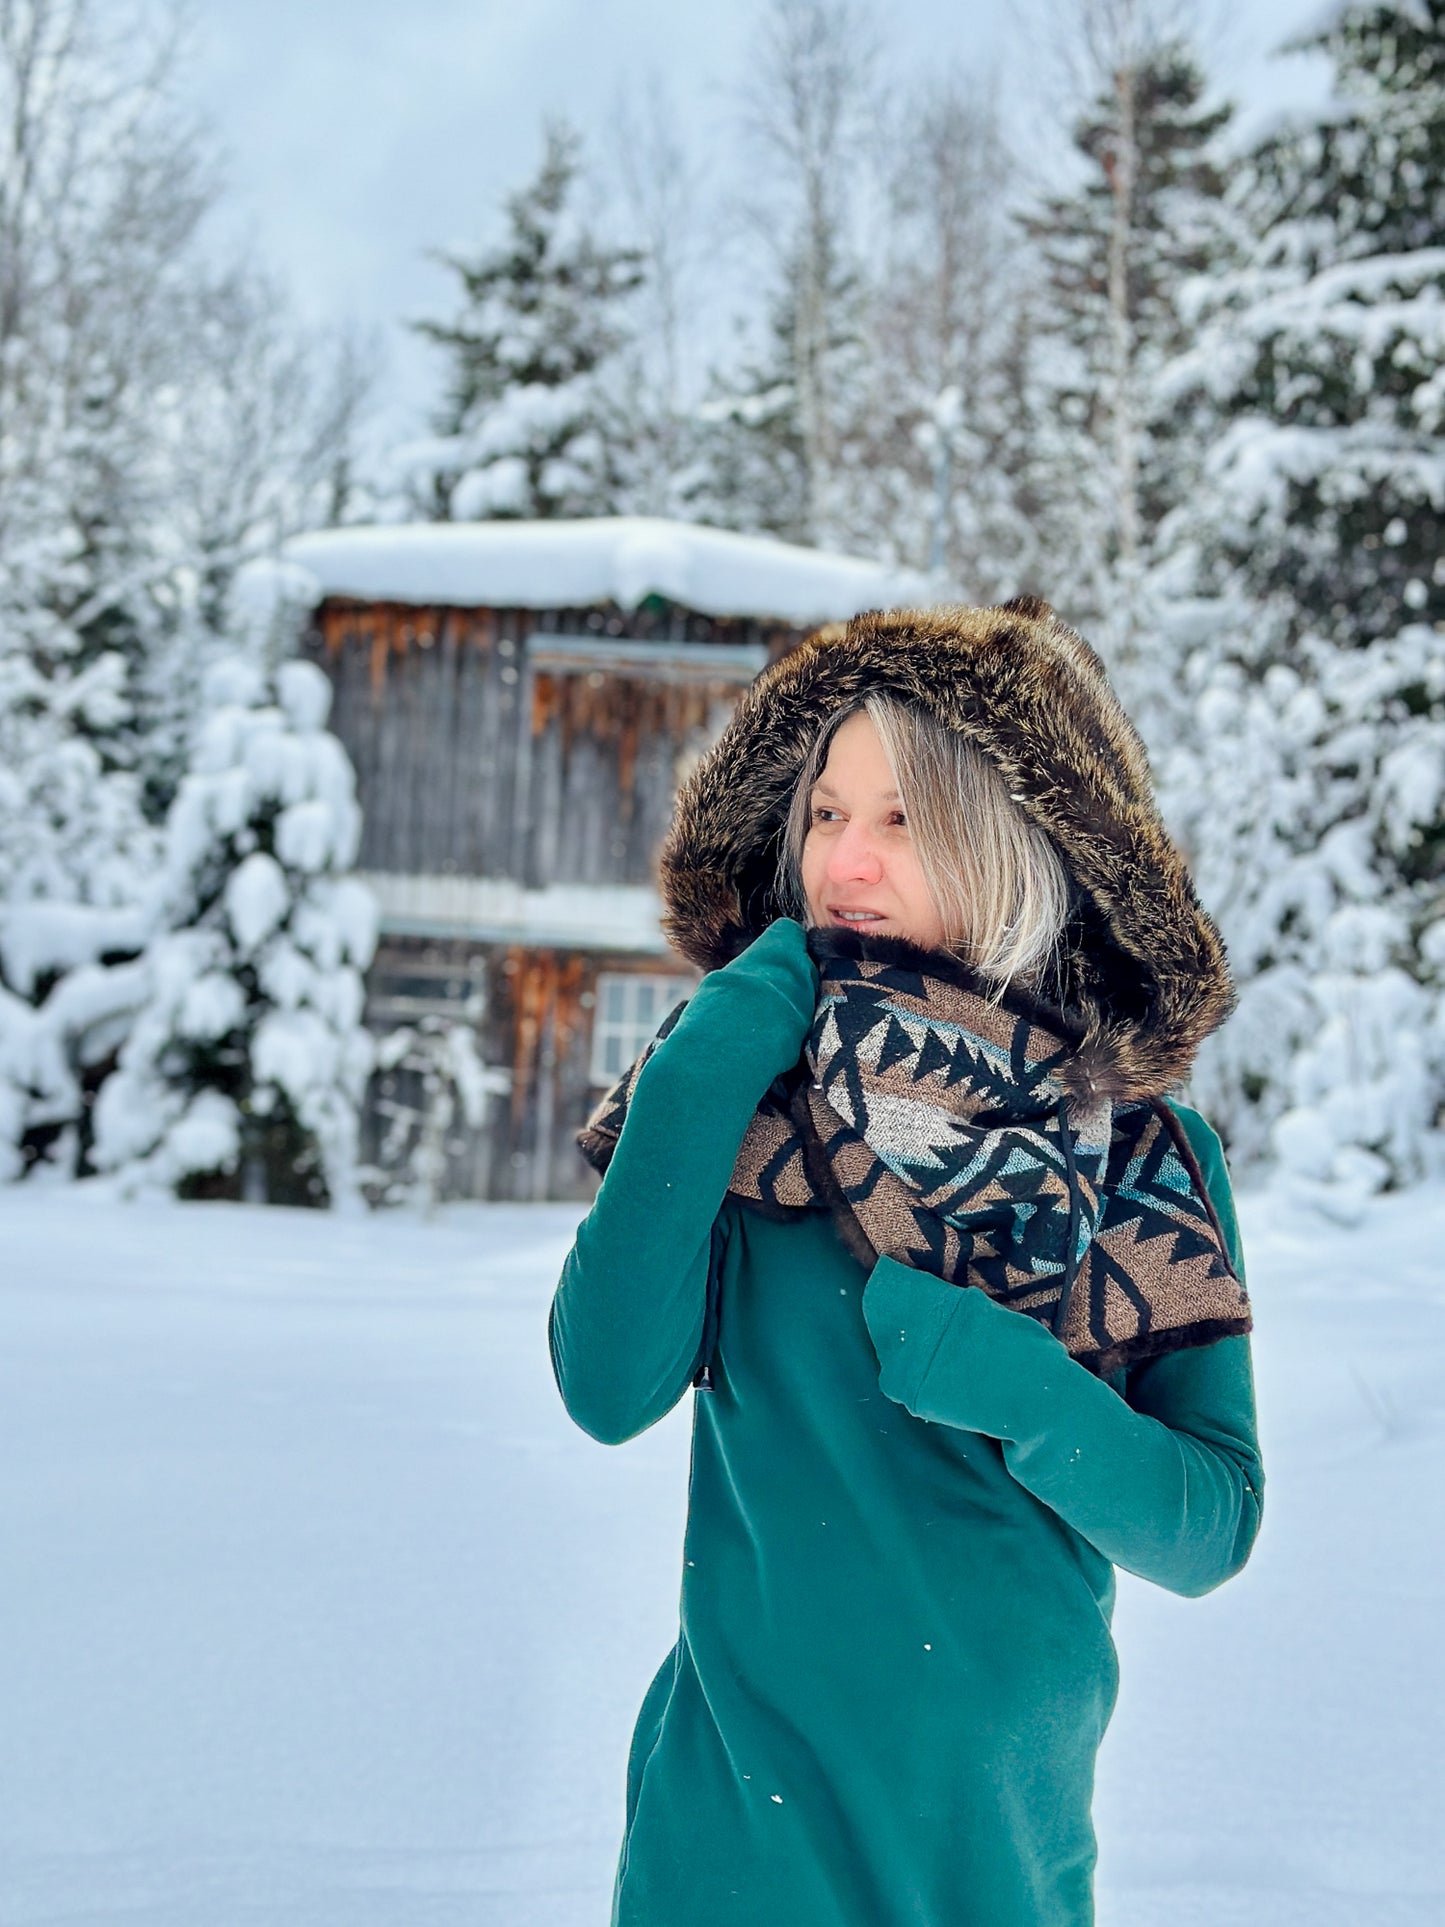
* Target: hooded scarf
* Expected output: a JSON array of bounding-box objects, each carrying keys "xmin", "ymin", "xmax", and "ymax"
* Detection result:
[{"xmin": 577, "ymin": 597, "xmax": 1252, "ymax": 1379}]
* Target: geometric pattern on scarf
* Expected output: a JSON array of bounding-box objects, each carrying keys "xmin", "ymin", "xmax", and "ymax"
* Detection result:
[{"xmin": 577, "ymin": 943, "xmax": 1253, "ymax": 1380}]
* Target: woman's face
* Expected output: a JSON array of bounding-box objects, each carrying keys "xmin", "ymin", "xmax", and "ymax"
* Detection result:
[{"xmin": 800, "ymin": 709, "xmax": 947, "ymax": 949}]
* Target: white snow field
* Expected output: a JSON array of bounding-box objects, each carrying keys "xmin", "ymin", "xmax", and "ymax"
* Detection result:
[{"xmin": 3, "ymin": 1179, "xmax": 1443, "ymax": 1927}]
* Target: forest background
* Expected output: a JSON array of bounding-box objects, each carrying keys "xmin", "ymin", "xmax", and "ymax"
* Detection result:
[{"xmin": 2, "ymin": 0, "xmax": 1442, "ymax": 1211}]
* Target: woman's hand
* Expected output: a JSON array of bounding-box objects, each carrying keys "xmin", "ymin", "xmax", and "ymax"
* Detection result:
[
  {"xmin": 697, "ymin": 909, "xmax": 820, "ymax": 1079},
  {"xmin": 666, "ymin": 916, "xmax": 820, "ymax": 1089}
]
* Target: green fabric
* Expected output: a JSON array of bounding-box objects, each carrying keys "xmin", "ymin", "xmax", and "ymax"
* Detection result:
[{"xmin": 549, "ymin": 920, "xmax": 1265, "ymax": 1927}]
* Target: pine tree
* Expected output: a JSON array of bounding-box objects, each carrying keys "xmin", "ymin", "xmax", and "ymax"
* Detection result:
[
  {"xmin": 692, "ymin": 257, "xmax": 869, "ymax": 546},
  {"xmin": 1176, "ymin": 0, "xmax": 1445, "ymax": 647},
  {"xmin": 1156, "ymin": 0, "xmax": 1445, "ymax": 1194},
  {"xmin": 404, "ymin": 122, "xmax": 645, "ymax": 522},
  {"xmin": 1021, "ymin": 42, "xmax": 1241, "ymax": 672},
  {"xmin": 92, "ymin": 658, "xmax": 378, "ymax": 1205},
  {"xmin": 0, "ymin": 641, "xmax": 154, "ymax": 1178}
]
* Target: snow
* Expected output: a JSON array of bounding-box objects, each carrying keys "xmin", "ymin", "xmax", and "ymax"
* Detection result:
[
  {"xmin": 1289, "ymin": 0, "xmax": 1433, "ymax": 41},
  {"xmin": 225, "ymin": 852, "xmax": 291, "ymax": 953},
  {"xmin": 273, "ymin": 798, "xmax": 339, "ymax": 873},
  {"xmin": 1, "ymin": 1179, "xmax": 1442, "ymax": 1925},
  {"xmin": 0, "ymin": 958, "xmax": 151, "ymax": 1179},
  {"xmin": 0, "ymin": 901, "xmax": 151, "ymax": 999},
  {"xmin": 396, "ymin": 386, "xmax": 591, "ymax": 485},
  {"xmin": 226, "ymin": 561, "xmax": 326, "ymax": 668},
  {"xmin": 0, "ymin": 637, "xmax": 161, "ymax": 1162},
  {"xmin": 277, "ymin": 657, "xmax": 335, "ymax": 733},
  {"xmin": 252, "ymin": 1005, "xmax": 374, "ymax": 1145},
  {"xmin": 1165, "ymin": 613, "xmax": 1445, "ymax": 1187},
  {"xmin": 269, "ymin": 517, "xmax": 934, "ymax": 625},
  {"xmin": 361, "ymin": 872, "xmax": 674, "ymax": 954},
  {"xmin": 177, "ymin": 970, "xmax": 247, "ymax": 1043},
  {"xmin": 163, "ymin": 1088, "xmax": 243, "ymax": 1179}
]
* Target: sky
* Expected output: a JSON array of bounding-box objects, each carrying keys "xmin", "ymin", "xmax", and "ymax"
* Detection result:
[{"xmin": 186, "ymin": 0, "xmax": 1337, "ymax": 447}]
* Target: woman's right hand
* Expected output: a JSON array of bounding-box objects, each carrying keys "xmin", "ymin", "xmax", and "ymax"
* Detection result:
[{"xmin": 667, "ymin": 917, "xmax": 820, "ymax": 1088}]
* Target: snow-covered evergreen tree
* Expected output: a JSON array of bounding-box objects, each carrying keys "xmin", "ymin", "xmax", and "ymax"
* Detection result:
[
  {"xmin": 402, "ymin": 122, "xmax": 645, "ymax": 521},
  {"xmin": 0, "ymin": 637, "xmax": 155, "ymax": 1177},
  {"xmin": 693, "ymin": 264, "xmax": 869, "ymax": 546},
  {"xmin": 92, "ymin": 657, "xmax": 378, "ymax": 1206},
  {"xmin": 1021, "ymin": 40, "xmax": 1241, "ymax": 677},
  {"xmin": 1157, "ymin": 0, "xmax": 1445, "ymax": 1193},
  {"xmin": 0, "ymin": 0, "xmax": 372, "ymax": 1184}
]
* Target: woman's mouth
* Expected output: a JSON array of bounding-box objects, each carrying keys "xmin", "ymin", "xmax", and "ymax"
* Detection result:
[{"xmin": 829, "ymin": 908, "xmax": 886, "ymax": 926}]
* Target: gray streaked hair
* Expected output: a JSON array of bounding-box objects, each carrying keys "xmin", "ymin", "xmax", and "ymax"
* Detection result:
[{"xmin": 775, "ymin": 691, "xmax": 1073, "ymax": 1000}]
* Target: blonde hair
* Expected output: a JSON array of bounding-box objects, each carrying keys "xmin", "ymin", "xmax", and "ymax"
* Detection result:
[{"xmin": 775, "ymin": 691, "xmax": 1073, "ymax": 1000}]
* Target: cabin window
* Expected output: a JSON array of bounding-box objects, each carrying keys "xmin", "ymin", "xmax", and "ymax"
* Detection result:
[{"xmin": 589, "ymin": 972, "xmax": 695, "ymax": 1084}]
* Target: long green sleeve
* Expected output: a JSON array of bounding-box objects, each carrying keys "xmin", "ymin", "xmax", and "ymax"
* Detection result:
[
  {"xmin": 861, "ymin": 1104, "xmax": 1264, "ymax": 1599},
  {"xmin": 548, "ymin": 918, "xmax": 818, "ymax": 1446}
]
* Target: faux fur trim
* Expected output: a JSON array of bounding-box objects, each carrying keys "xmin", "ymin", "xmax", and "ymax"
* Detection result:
[
  {"xmin": 1087, "ymin": 1315, "xmax": 1255, "ymax": 1380},
  {"xmin": 656, "ymin": 601, "xmax": 1236, "ymax": 1103},
  {"xmin": 575, "ymin": 1124, "xmax": 616, "ymax": 1175}
]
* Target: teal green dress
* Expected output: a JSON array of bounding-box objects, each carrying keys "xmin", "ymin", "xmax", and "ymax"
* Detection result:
[{"xmin": 549, "ymin": 930, "xmax": 1264, "ymax": 1927}]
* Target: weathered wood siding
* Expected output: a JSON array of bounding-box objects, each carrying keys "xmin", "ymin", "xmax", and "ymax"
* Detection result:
[
  {"xmin": 307, "ymin": 599, "xmax": 801, "ymax": 890},
  {"xmin": 364, "ymin": 934, "xmax": 697, "ymax": 1202}
]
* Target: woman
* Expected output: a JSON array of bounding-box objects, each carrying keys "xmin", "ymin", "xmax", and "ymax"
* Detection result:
[{"xmin": 549, "ymin": 599, "xmax": 1264, "ymax": 1927}]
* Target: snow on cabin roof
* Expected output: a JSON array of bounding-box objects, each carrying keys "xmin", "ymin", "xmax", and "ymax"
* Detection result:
[
  {"xmin": 361, "ymin": 874, "xmax": 675, "ymax": 955},
  {"xmin": 278, "ymin": 517, "xmax": 934, "ymax": 626}
]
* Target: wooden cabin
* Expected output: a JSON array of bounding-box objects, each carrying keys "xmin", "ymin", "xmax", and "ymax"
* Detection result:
[{"xmin": 281, "ymin": 517, "xmax": 928, "ymax": 1201}]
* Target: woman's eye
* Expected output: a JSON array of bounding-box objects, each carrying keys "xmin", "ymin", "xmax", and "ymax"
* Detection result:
[{"xmin": 811, "ymin": 805, "xmax": 841, "ymax": 823}]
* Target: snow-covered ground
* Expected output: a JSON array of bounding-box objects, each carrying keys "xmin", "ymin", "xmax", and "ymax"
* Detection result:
[{"xmin": 3, "ymin": 1180, "xmax": 1443, "ymax": 1927}]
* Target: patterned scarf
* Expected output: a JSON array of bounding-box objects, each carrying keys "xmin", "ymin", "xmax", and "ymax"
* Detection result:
[{"xmin": 578, "ymin": 931, "xmax": 1253, "ymax": 1379}]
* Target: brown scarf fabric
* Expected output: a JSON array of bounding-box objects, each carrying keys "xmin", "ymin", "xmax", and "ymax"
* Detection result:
[{"xmin": 579, "ymin": 930, "xmax": 1252, "ymax": 1379}]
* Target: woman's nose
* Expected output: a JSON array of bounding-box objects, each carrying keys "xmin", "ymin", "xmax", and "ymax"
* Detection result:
[{"xmin": 826, "ymin": 823, "xmax": 884, "ymax": 884}]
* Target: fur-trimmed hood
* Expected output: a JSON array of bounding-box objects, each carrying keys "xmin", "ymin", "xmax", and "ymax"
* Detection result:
[{"xmin": 656, "ymin": 596, "xmax": 1235, "ymax": 1106}]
